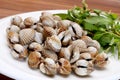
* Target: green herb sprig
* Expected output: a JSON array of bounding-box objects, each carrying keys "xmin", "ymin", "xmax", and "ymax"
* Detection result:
[{"xmin": 55, "ymin": 0, "xmax": 120, "ymax": 59}]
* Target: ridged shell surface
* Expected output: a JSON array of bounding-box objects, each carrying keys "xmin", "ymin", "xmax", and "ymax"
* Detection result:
[{"xmin": 19, "ymin": 28, "xmax": 35, "ymax": 45}]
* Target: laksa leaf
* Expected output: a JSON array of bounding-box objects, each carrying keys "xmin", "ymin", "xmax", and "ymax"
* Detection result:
[
  {"xmin": 93, "ymin": 32, "xmax": 105, "ymax": 40},
  {"xmin": 84, "ymin": 16, "xmax": 112, "ymax": 25},
  {"xmin": 54, "ymin": 13, "xmax": 68, "ymax": 20},
  {"xmin": 97, "ymin": 33, "xmax": 113, "ymax": 46},
  {"xmin": 84, "ymin": 22, "xmax": 98, "ymax": 31}
]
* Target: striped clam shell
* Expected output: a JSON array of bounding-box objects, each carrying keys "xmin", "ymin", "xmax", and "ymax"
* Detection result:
[{"xmin": 19, "ymin": 28, "xmax": 35, "ymax": 45}]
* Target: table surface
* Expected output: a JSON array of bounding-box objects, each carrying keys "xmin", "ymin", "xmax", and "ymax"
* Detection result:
[{"xmin": 0, "ymin": 0, "xmax": 120, "ymax": 79}]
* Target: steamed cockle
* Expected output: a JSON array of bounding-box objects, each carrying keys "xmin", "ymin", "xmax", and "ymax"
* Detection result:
[
  {"xmin": 42, "ymin": 49, "xmax": 58, "ymax": 61},
  {"xmin": 45, "ymin": 35, "xmax": 61, "ymax": 52},
  {"xmin": 58, "ymin": 30, "xmax": 71, "ymax": 46},
  {"xmin": 87, "ymin": 46, "xmax": 98, "ymax": 58},
  {"xmin": 36, "ymin": 23, "xmax": 44, "ymax": 33},
  {"xmin": 43, "ymin": 26, "xmax": 57, "ymax": 39},
  {"xmin": 28, "ymin": 51, "xmax": 43, "ymax": 69},
  {"xmin": 94, "ymin": 52, "xmax": 108, "ymax": 68},
  {"xmin": 39, "ymin": 58, "xmax": 57, "ymax": 76},
  {"xmin": 11, "ymin": 44, "xmax": 28, "ymax": 60},
  {"xmin": 57, "ymin": 20, "xmax": 71, "ymax": 34},
  {"xmin": 40, "ymin": 15, "xmax": 56, "ymax": 28},
  {"xmin": 57, "ymin": 58, "xmax": 72, "ymax": 75},
  {"xmin": 7, "ymin": 31, "xmax": 19, "ymax": 44},
  {"xmin": 81, "ymin": 36, "xmax": 100, "ymax": 51},
  {"xmin": 34, "ymin": 31, "xmax": 43, "ymax": 44},
  {"xmin": 7, "ymin": 25, "xmax": 20, "ymax": 33},
  {"xmin": 80, "ymin": 53, "xmax": 92, "ymax": 61},
  {"xmin": 73, "ymin": 59, "xmax": 94, "ymax": 76},
  {"xmin": 69, "ymin": 22, "xmax": 83, "ymax": 38},
  {"xmin": 24, "ymin": 17, "xmax": 38, "ymax": 27},
  {"xmin": 29, "ymin": 42, "xmax": 43, "ymax": 51},
  {"xmin": 11, "ymin": 16, "xmax": 22, "ymax": 26},
  {"xmin": 19, "ymin": 28, "xmax": 35, "ymax": 45}
]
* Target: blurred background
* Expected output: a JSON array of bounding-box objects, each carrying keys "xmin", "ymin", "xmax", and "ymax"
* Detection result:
[{"xmin": 0, "ymin": 0, "xmax": 120, "ymax": 18}]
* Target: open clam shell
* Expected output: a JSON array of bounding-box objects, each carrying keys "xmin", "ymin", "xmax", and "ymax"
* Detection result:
[
  {"xmin": 73, "ymin": 59, "xmax": 94, "ymax": 76},
  {"xmin": 57, "ymin": 58, "xmax": 72, "ymax": 75},
  {"xmin": 39, "ymin": 58, "xmax": 57, "ymax": 76}
]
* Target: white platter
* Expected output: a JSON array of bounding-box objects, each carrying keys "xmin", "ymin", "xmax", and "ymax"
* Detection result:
[{"xmin": 0, "ymin": 10, "xmax": 120, "ymax": 80}]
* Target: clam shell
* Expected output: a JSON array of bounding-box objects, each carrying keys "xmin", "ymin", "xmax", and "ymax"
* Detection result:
[
  {"xmin": 28, "ymin": 51, "xmax": 42, "ymax": 69},
  {"xmin": 94, "ymin": 52, "xmax": 108, "ymax": 68},
  {"xmin": 45, "ymin": 35, "xmax": 61, "ymax": 52},
  {"xmin": 11, "ymin": 16, "xmax": 22, "ymax": 26},
  {"xmin": 19, "ymin": 29, "xmax": 35, "ymax": 45},
  {"xmin": 43, "ymin": 26, "xmax": 56, "ymax": 39},
  {"xmin": 41, "ymin": 16, "xmax": 56, "ymax": 28},
  {"xmin": 9, "ymin": 25, "xmax": 20, "ymax": 33},
  {"xmin": 11, "ymin": 44, "xmax": 28, "ymax": 60},
  {"xmin": 42, "ymin": 49, "xmax": 58, "ymax": 61},
  {"xmin": 39, "ymin": 58, "xmax": 57, "ymax": 76},
  {"xmin": 34, "ymin": 32, "xmax": 43, "ymax": 44},
  {"xmin": 73, "ymin": 59, "xmax": 94, "ymax": 76},
  {"xmin": 57, "ymin": 58, "xmax": 71, "ymax": 75},
  {"xmin": 7, "ymin": 31, "xmax": 19, "ymax": 44}
]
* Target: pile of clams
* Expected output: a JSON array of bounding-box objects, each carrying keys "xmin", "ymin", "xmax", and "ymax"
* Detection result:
[{"xmin": 7, "ymin": 12, "xmax": 109, "ymax": 77}]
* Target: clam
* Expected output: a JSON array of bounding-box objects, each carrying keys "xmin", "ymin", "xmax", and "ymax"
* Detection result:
[
  {"xmin": 7, "ymin": 31, "xmax": 19, "ymax": 44},
  {"xmin": 68, "ymin": 26, "xmax": 75, "ymax": 37},
  {"xmin": 81, "ymin": 36, "xmax": 100, "ymax": 50},
  {"xmin": 70, "ymin": 46, "xmax": 81, "ymax": 63},
  {"xmin": 34, "ymin": 31, "xmax": 43, "ymax": 44},
  {"xmin": 8, "ymin": 25, "xmax": 20, "ymax": 33},
  {"xmin": 59, "ymin": 40, "xmax": 87, "ymax": 63},
  {"xmin": 43, "ymin": 26, "xmax": 56, "ymax": 39},
  {"xmin": 73, "ymin": 59, "xmax": 94, "ymax": 76},
  {"xmin": 59, "ymin": 46, "xmax": 71, "ymax": 60},
  {"xmin": 94, "ymin": 52, "xmax": 108, "ymax": 68},
  {"xmin": 80, "ymin": 53, "xmax": 92, "ymax": 61},
  {"xmin": 58, "ymin": 30, "xmax": 71, "ymax": 46},
  {"xmin": 28, "ymin": 51, "xmax": 43, "ymax": 69},
  {"xmin": 53, "ymin": 15, "xmax": 61, "ymax": 21},
  {"xmin": 89, "ymin": 40, "xmax": 100, "ymax": 51},
  {"xmin": 11, "ymin": 44, "xmax": 28, "ymax": 60},
  {"xmin": 19, "ymin": 28, "xmax": 35, "ymax": 45},
  {"xmin": 39, "ymin": 58, "xmax": 57, "ymax": 76},
  {"xmin": 58, "ymin": 31, "xmax": 66, "ymax": 40},
  {"xmin": 40, "ymin": 16, "xmax": 56, "ymax": 28},
  {"xmin": 29, "ymin": 42, "xmax": 43, "ymax": 52},
  {"xmin": 36, "ymin": 23, "xmax": 44, "ymax": 33},
  {"xmin": 57, "ymin": 20, "xmax": 71, "ymax": 34},
  {"xmin": 19, "ymin": 22, "xmax": 26, "ymax": 29},
  {"xmin": 42, "ymin": 49, "xmax": 58, "ymax": 61},
  {"xmin": 57, "ymin": 58, "xmax": 71, "ymax": 75},
  {"xmin": 71, "ymin": 40, "xmax": 87, "ymax": 49},
  {"xmin": 69, "ymin": 22, "xmax": 83, "ymax": 38},
  {"xmin": 59, "ymin": 45, "xmax": 80, "ymax": 63},
  {"xmin": 87, "ymin": 46, "xmax": 98, "ymax": 58},
  {"xmin": 45, "ymin": 35, "xmax": 61, "ymax": 52},
  {"xmin": 81, "ymin": 36, "xmax": 93, "ymax": 45},
  {"xmin": 24, "ymin": 17, "xmax": 38, "ymax": 27},
  {"xmin": 11, "ymin": 16, "xmax": 22, "ymax": 26},
  {"xmin": 41, "ymin": 12, "xmax": 53, "ymax": 17},
  {"xmin": 57, "ymin": 20, "xmax": 71, "ymax": 29}
]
